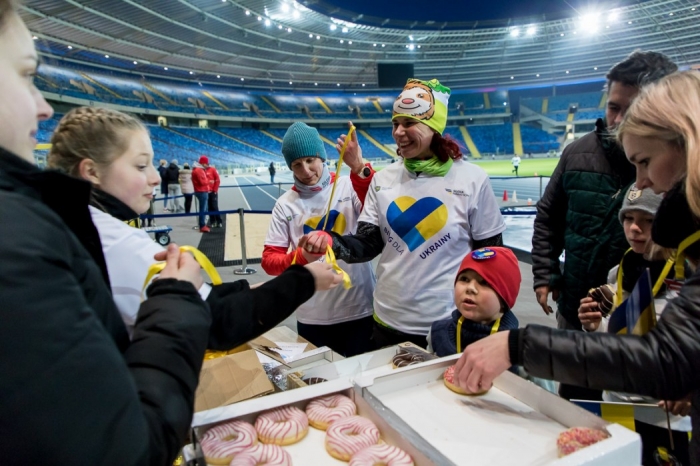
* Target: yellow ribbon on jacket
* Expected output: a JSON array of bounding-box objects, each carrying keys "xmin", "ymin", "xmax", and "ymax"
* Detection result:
[{"xmin": 142, "ymin": 245, "xmax": 222, "ymax": 296}]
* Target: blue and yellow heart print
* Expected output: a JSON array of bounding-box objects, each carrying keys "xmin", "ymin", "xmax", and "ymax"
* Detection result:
[
  {"xmin": 386, "ymin": 196, "xmax": 448, "ymax": 252},
  {"xmin": 303, "ymin": 210, "xmax": 347, "ymax": 235}
]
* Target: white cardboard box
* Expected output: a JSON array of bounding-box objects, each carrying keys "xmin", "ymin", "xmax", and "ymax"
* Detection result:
[
  {"xmin": 186, "ymin": 378, "xmax": 439, "ymax": 465},
  {"xmin": 356, "ymin": 354, "xmax": 641, "ymax": 466}
]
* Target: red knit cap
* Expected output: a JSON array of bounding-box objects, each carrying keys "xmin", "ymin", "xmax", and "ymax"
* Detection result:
[
  {"xmin": 198, "ymin": 155, "xmax": 209, "ymax": 165},
  {"xmin": 455, "ymin": 247, "xmax": 521, "ymax": 309}
]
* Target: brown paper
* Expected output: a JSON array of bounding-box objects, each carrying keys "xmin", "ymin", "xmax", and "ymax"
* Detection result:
[{"xmin": 194, "ymin": 350, "xmax": 274, "ymax": 412}]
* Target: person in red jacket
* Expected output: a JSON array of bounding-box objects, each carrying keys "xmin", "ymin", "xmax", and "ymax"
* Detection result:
[
  {"xmin": 192, "ymin": 156, "xmax": 210, "ymax": 233},
  {"xmin": 204, "ymin": 160, "xmax": 222, "ymax": 228}
]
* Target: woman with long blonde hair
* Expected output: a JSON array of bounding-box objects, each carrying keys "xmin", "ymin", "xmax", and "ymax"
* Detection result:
[{"xmin": 453, "ymin": 71, "xmax": 700, "ymax": 465}]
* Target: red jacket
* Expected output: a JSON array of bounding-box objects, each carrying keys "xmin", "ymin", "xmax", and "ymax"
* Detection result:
[
  {"xmin": 204, "ymin": 166, "xmax": 220, "ymax": 192},
  {"xmin": 191, "ymin": 166, "xmax": 209, "ymax": 193}
]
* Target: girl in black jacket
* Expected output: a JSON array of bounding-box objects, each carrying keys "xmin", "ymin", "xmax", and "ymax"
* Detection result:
[
  {"xmin": 0, "ymin": 3, "xmax": 213, "ymax": 465},
  {"xmin": 453, "ymin": 71, "xmax": 700, "ymax": 465}
]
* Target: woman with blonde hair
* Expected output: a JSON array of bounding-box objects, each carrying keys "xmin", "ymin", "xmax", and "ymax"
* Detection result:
[
  {"xmin": 452, "ymin": 70, "xmax": 700, "ymax": 465},
  {"xmin": 0, "ymin": 1, "xmax": 212, "ymax": 463}
]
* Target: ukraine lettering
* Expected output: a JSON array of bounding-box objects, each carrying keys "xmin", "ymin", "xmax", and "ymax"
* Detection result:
[{"xmin": 419, "ymin": 233, "xmax": 452, "ymax": 259}]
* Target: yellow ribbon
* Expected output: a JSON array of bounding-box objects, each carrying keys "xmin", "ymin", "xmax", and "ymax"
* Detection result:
[
  {"xmin": 142, "ymin": 245, "xmax": 222, "ymax": 296},
  {"xmin": 291, "ymin": 125, "xmax": 356, "ymax": 289},
  {"xmin": 456, "ymin": 315, "xmax": 501, "ymax": 353}
]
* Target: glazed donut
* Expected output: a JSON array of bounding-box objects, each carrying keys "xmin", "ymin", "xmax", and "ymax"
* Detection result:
[
  {"xmin": 443, "ymin": 365, "xmax": 489, "ymax": 396},
  {"xmin": 229, "ymin": 444, "xmax": 292, "ymax": 466},
  {"xmin": 325, "ymin": 415, "xmax": 381, "ymax": 461},
  {"xmin": 306, "ymin": 394, "xmax": 357, "ymax": 430},
  {"xmin": 349, "ymin": 444, "xmax": 415, "ymax": 466},
  {"xmin": 557, "ymin": 427, "xmax": 609, "ymax": 457},
  {"xmin": 200, "ymin": 420, "xmax": 258, "ymax": 465},
  {"xmin": 255, "ymin": 405, "xmax": 309, "ymax": 446}
]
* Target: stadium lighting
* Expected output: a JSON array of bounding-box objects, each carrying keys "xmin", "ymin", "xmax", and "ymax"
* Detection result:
[
  {"xmin": 608, "ymin": 10, "xmax": 619, "ymax": 21},
  {"xmin": 104, "ymin": 54, "xmax": 109, "ymax": 58},
  {"xmin": 560, "ymin": 33, "xmax": 564, "ymax": 36},
  {"xmin": 409, "ymin": 35, "xmax": 414, "ymax": 40},
  {"xmin": 67, "ymin": 45, "xmax": 72, "ymax": 49},
  {"xmin": 627, "ymin": 21, "xmax": 632, "ymax": 24},
  {"xmin": 278, "ymin": 24, "xmax": 283, "ymax": 29},
  {"xmin": 330, "ymin": 24, "xmax": 337, "ymax": 31},
  {"xmin": 348, "ymin": 40, "xmax": 352, "ymax": 44},
  {"xmin": 241, "ymin": 77, "xmax": 244, "ymax": 81},
  {"xmin": 536, "ymin": 73, "xmax": 540, "ymax": 77},
  {"xmin": 287, "ymin": 27, "xmax": 292, "ymax": 32},
  {"xmin": 417, "ymin": 45, "xmax": 421, "ymax": 49},
  {"xmin": 281, "ymin": 3, "xmax": 289, "ymax": 13},
  {"xmin": 189, "ymin": 71, "xmax": 194, "ymax": 74},
  {"xmin": 164, "ymin": 67, "xmax": 168, "ymax": 70},
  {"xmin": 32, "ymin": 35, "xmax": 37, "ymax": 40},
  {"xmin": 503, "ymin": 102, "xmax": 507, "ymax": 105},
  {"xmin": 373, "ymin": 43, "xmax": 377, "ymax": 46},
  {"xmin": 594, "ymin": 66, "xmax": 598, "ymax": 70},
  {"xmin": 526, "ymin": 25, "xmax": 536, "ymax": 35},
  {"xmin": 510, "ymin": 28, "xmax": 520, "ymax": 37},
  {"xmin": 217, "ymin": 75, "xmax": 220, "ymax": 78},
  {"xmin": 257, "ymin": 16, "xmax": 262, "ymax": 21},
  {"xmin": 316, "ymin": 35, "xmax": 320, "ymax": 39},
  {"xmin": 669, "ymin": 12, "xmax": 673, "ymax": 16},
  {"xmin": 314, "ymin": 82, "xmax": 318, "ymax": 86},
  {"xmin": 362, "ymin": 83, "xmax": 365, "ymax": 87},
  {"xmin": 510, "ymin": 76, "xmax": 514, "ymax": 79},
  {"xmin": 342, "ymin": 27, "xmax": 348, "ymax": 33},
  {"xmin": 245, "ymin": 10, "xmax": 250, "ymax": 15},
  {"xmin": 289, "ymin": 81, "xmax": 293, "ymax": 84},
  {"xmin": 340, "ymin": 39, "xmax": 344, "ymax": 43},
  {"xmin": 565, "ymin": 70, "xmax": 570, "ymax": 74},
  {"xmin": 381, "ymin": 44, "xmax": 385, "ymax": 47},
  {"xmin": 265, "ymin": 18, "xmax": 271, "ymax": 26},
  {"xmin": 579, "ymin": 12, "xmax": 600, "ymax": 32},
  {"xmin": 692, "ymin": 7, "xmax": 696, "ymax": 11},
  {"xmin": 408, "ymin": 44, "xmax": 415, "ymax": 50},
  {"xmin": 337, "ymin": 83, "xmax": 340, "ymax": 86},
  {"xmin": 133, "ymin": 61, "xmax": 138, "ymax": 64},
  {"xmin": 293, "ymin": 10, "xmax": 300, "ymax": 19},
  {"xmin": 309, "ymin": 33, "xmax": 313, "ymax": 38}
]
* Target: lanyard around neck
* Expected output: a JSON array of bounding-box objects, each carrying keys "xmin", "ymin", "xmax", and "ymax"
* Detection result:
[
  {"xmin": 614, "ymin": 230, "xmax": 700, "ymax": 306},
  {"xmin": 456, "ymin": 315, "xmax": 501, "ymax": 353}
]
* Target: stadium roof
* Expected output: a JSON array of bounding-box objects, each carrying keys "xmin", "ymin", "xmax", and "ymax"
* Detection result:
[{"xmin": 22, "ymin": 0, "xmax": 700, "ymax": 92}]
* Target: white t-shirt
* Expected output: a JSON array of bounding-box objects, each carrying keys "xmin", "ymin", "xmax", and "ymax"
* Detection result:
[
  {"xmin": 511, "ymin": 156, "xmax": 521, "ymax": 167},
  {"xmin": 265, "ymin": 177, "xmax": 375, "ymax": 325},
  {"xmin": 359, "ymin": 159, "xmax": 506, "ymax": 335},
  {"xmin": 90, "ymin": 207, "xmax": 211, "ymax": 335}
]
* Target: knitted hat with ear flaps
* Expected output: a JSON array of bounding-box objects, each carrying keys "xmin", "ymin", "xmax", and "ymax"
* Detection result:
[
  {"xmin": 282, "ymin": 122, "xmax": 327, "ymax": 169},
  {"xmin": 455, "ymin": 247, "xmax": 521, "ymax": 309},
  {"xmin": 392, "ymin": 78, "xmax": 451, "ymax": 135}
]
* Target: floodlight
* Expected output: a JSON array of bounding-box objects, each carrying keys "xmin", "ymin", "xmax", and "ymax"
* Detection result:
[
  {"xmin": 526, "ymin": 26, "xmax": 536, "ymax": 35},
  {"xmin": 510, "ymin": 28, "xmax": 520, "ymax": 37},
  {"xmin": 265, "ymin": 18, "xmax": 271, "ymax": 26},
  {"xmin": 330, "ymin": 24, "xmax": 337, "ymax": 30}
]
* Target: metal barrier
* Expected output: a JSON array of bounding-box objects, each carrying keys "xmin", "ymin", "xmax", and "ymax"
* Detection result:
[{"xmin": 233, "ymin": 208, "xmax": 256, "ymax": 275}]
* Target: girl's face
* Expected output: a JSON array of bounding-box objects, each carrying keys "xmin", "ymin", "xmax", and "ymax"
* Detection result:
[
  {"xmin": 0, "ymin": 13, "xmax": 54, "ymax": 162},
  {"xmin": 93, "ymin": 129, "xmax": 160, "ymax": 214},
  {"xmin": 622, "ymin": 210, "xmax": 655, "ymax": 254},
  {"xmin": 623, "ymin": 134, "xmax": 687, "ymax": 195},
  {"xmin": 392, "ymin": 116, "xmax": 435, "ymax": 160},
  {"xmin": 291, "ymin": 156, "xmax": 324, "ymax": 185}
]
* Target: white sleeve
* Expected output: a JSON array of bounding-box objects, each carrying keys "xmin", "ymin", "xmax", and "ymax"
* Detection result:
[
  {"xmin": 102, "ymin": 230, "xmax": 164, "ymax": 333},
  {"xmin": 265, "ymin": 200, "xmax": 293, "ymax": 248},
  {"xmin": 357, "ymin": 176, "xmax": 380, "ymax": 226},
  {"xmin": 469, "ymin": 176, "xmax": 506, "ymax": 241}
]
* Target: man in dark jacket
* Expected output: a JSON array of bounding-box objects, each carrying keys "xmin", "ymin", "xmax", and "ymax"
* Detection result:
[
  {"xmin": 164, "ymin": 159, "xmax": 183, "ymax": 212},
  {"xmin": 0, "ymin": 146, "xmax": 211, "ymax": 465},
  {"xmin": 157, "ymin": 158, "xmax": 169, "ymax": 209},
  {"xmin": 531, "ymin": 51, "xmax": 677, "ymax": 400}
]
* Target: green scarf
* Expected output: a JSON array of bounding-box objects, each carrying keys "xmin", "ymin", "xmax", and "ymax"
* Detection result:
[{"xmin": 403, "ymin": 156, "xmax": 453, "ymax": 176}]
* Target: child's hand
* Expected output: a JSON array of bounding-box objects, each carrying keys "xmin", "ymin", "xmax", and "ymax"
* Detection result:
[
  {"xmin": 578, "ymin": 297, "xmax": 602, "ymax": 332},
  {"xmin": 659, "ymin": 399, "xmax": 692, "ymax": 417},
  {"xmin": 587, "ymin": 284, "xmax": 615, "ymax": 316}
]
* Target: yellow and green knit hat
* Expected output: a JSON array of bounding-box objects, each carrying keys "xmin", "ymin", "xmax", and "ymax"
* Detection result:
[{"xmin": 392, "ymin": 78, "xmax": 451, "ymax": 135}]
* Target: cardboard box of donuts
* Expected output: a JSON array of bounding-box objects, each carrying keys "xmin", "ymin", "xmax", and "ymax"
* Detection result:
[{"xmin": 184, "ymin": 351, "xmax": 641, "ymax": 465}]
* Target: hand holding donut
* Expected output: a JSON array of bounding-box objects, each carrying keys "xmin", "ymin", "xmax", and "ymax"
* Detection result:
[{"xmin": 453, "ymin": 331, "xmax": 511, "ymax": 394}]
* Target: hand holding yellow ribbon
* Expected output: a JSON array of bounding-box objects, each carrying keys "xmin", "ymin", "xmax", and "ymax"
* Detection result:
[{"xmin": 142, "ymin": 245, "xmax": 222, "ymax": 297}]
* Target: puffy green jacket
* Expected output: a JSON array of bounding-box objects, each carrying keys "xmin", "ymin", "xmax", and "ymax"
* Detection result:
[{"xmin": 532, "ymin": 119, "xmax": 636, "ymax": 328}]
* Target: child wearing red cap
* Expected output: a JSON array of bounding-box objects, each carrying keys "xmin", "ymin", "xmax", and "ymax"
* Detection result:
[{"xmin": 427, "ymin": 247, "xmax": 521, "ymax": 357}]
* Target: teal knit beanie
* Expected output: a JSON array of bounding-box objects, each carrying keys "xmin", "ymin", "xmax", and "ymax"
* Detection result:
[{"xmin": 282, "ymin": 122, "xmax": 327, "ymax": 169}]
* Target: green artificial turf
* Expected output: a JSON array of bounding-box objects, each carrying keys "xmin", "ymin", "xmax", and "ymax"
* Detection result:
[{"xmin": 469, "ymin": 157, "xmax": 560, "ymax": 177}]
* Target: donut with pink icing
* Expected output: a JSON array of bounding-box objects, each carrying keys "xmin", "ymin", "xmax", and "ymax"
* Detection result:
[
  {"xmin": 255, "ymin": 405, "xmax": 309, "ymax": 446},
  {"xmin": 200, "ymin": 420, "xmax": 258, "ymax": 465},
  {"xmin": 325, "ymin": 415, "xmax": 381, "ymax": 461},
  {"xmin": 443, "ymin": 365, "xmax": 488, "ymax": 396},
  {"xmin": 306, "ymin": 394, "xmax": 357, "ymax": 430},
  {"xmin": 349, "ymin": 444, "xmax": 415, "ymax": 466},
  {"xmin": 229, "ymin": 444, "xmax": 293, "ymax": 466}
]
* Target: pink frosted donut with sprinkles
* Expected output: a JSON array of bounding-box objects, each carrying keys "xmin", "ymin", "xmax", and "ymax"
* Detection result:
[
  {"xmin": 306, "ymin": 393, "xmax": 357, "ymax": 430},
  {"xmin": 255, "ymin": 405, "xmax": 309, "ymax": 446},
  {"xmin": 349, "ymin": 444, "xmax": 415, "ymax": 466},
  {"xmin": 229, "ymin": 444, "xmax": 292, "ymax": 466},
  {"xmin": 325, "ymin": 415, "xmax": 381, "ymax": 461},
  {"xmin": 200, "ymin": 420, "xmax": 258, "ymax": 465}
]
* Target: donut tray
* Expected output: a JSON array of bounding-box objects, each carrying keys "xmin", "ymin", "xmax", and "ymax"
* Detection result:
[
  {"xmin": 184, "ymin": 378, "xmax": 440, "ymax": 465},
  {"xmin": 355, "ymin": 355, "xmax": 641, "ymax": 466}
]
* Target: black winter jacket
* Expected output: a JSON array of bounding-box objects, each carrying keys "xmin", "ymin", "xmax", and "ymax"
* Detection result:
[
  {"xmin": 532, "ymin": 119, "xmax": 636, "ymax": 327},
  {"xmin": 0, "ymin": 147, "xmax": 211, "ymax": 465},
  {"xmin": 513, "ymin": 181, "xmax": 700, "ymax": 465},
  {"xmin": 164, "ymin": 162, "xmax": 180, "ymax": 185}
]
